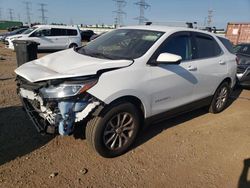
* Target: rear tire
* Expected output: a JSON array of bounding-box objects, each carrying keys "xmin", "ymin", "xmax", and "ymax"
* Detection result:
[
  {"xmin": 69, "ymin": 43, "xmax": 78, "ymax": 48},
  {"xmin": 209, "ymin": 82, "xmax": 230, "ymax": 113},
  {"xmin": 86, "ymin": 102, "xmax": 141, "ymax": 158}
]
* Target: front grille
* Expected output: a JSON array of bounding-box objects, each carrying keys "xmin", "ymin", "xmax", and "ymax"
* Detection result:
[{"xmin": 21, "ymin": 97, "xmax": 47, "ymax": 133}]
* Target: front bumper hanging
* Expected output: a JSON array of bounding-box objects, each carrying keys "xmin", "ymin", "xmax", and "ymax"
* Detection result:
[{"xmin": 19, "ymin": 88, "xmax": 101, "ymax": 135}]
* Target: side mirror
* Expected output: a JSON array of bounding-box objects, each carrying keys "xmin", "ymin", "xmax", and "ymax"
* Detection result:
[{"xmin": 156, "ymin": 53, "xmax": 182, "ymax": 64}]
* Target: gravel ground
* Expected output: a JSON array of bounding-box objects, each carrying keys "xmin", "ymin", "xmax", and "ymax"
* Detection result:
[{"xmin": 0, "ymin": 42, "xmax": 250, "ymax": 188}]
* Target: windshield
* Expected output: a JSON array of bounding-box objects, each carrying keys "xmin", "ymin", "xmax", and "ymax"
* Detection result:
[
  {"xmin": 77, "ymin": 29, "xmax": 164, "ymax": 60},
  {"xmin": 22, "ymin": 27, "xmax": 37, "ymax": 35}
]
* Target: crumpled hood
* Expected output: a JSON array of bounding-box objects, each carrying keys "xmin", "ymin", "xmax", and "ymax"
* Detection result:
[{"xmin": 15, "ymin": 48, "xmax": 133, "ymax": 83}]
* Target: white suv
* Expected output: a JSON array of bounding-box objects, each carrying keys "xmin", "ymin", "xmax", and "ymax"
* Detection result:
[
  {"xmin": 15, "ymin": 26, "xmax": 237, "ymax": 157},
  {"xmin": 6, "ymin": 25, "xmax": 81, "ymax": 50}
]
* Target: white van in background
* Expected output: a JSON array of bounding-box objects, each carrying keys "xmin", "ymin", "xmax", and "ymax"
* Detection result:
[{"xmin": 6, "ymin": 25, "xmax": 82, "ymax": 50}]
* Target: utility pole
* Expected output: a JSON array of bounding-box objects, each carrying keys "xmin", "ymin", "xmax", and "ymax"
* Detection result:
[
  {"xmin": 38, "ymin": 3, "xmax": 48, "ymax": 24},
  {"xmin": 70, "ymin": 18, "xmax": 74, "ymax": 25},
  {"xmin": 113, "ymin": 0, "xmax": 126, "ymax": 27},
  {"xmin": 24, "ymin": 1, "xmax": 32, "ymax": 24},
  {"xmin": 8, "ymin": 8, "xmax": 14, "ymax": 21},
  {"xmin": 134, "ymin": 0, "xmax": 150, "ymax": 25},
  {"xmin": 207, "ymin": 9, "xmax": 213, "ymax": 27}
]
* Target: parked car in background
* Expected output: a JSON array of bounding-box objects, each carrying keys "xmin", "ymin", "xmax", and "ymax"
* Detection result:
[
  {"xmin": 80, "ymin": 30, "xmax": 95, "ymax": 41},
  {"xmin": 6, "ymin": 25, "xmax": 82, "ymax": 50},
  {"xmin": 0, "ymin": 28, "xmax": 28, "ymax": 41},
  {"xmin": 90, "ymin": 32, "xmax": 107, "ymax": 41},
  {"xmin": 15, "ymin": 26, "xmax": 237, "ymax": 157},
  {"xmin": 7, "ymin": 25, "xmax": 29, "ymax": 31},
  {"xmin": 4, "ymin": 27, "xmax": 37, "ymax": 44},
  {"xmin": 234, "ymin": 43, "xmax": 250, "ymax": 87}
]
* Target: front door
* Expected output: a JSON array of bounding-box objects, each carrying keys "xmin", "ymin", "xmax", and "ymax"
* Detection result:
[
  {"xmin": 149, "ymin": 32, "xmax": 198, "ymax": 116},
  {"xmin": 28, "ymin": 28, "xmax": 53, "ymax": 49}
]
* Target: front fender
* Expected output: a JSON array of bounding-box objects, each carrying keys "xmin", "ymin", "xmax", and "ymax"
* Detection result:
[{"xmin": 88, "ymin": 89, "xmax": 151, "ymax": 118}]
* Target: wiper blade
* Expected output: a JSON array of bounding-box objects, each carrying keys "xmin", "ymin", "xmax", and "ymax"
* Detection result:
[{"xmin": 88, "ymin": 52, "xmax": 114, "ymax": 60}]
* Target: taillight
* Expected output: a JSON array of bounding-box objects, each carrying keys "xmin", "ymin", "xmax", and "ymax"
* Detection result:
[{"xmin": 236, "ymin": 56, "xmax": 239, "ymax": 65}]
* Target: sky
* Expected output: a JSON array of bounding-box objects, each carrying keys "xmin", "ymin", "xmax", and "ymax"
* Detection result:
[{"xmin": 0, "ymin": 0, "xmax": 249, "ymax": 29}]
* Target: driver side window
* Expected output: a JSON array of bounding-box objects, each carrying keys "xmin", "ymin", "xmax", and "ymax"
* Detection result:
[
  {"xmin": 157, "ymin": 34, "xmax": 192, "ymax": 61},
  {"xmin": 31, "ymin": 29, "xmax": 51, "ymax": 37}
]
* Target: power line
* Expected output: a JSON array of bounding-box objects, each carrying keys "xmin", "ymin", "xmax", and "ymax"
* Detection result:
[
  {"xmin": 113, "ymin": 0, "xmax": 126, "ymax": 27},
  {"xmin": 24, "ymin": 1, "xmax": 32, "ymax": 24},
  {"xmin": 8, "ymin": 8, "xmax": 14, "ymax": 21},
  {"xmin": 38, "ymin": 3, "xmax": 48, "ymax": 24},
  {"xmin": 134, "ymin": 0, "xmax": 150, "ymax": 25}
]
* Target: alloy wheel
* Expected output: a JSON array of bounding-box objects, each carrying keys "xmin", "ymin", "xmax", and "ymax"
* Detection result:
[
  {"xmin": 103, "ymin": 112, "xmax": 135, "ymax": 150},
  {"xmin": 215, "ymin": 86, "xmax": 228, "ymax": 110}
]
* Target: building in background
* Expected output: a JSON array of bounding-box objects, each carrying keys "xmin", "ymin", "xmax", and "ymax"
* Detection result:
[{"xmin": 0, "ymin": 20, "xmax": 23, "ymax": 30}]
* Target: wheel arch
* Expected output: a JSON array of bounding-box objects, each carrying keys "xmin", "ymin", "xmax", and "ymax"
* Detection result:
[
  {"xmin": 99, "ymin": 95, "xmax": 146, "ymax": 120},
  {"xmin": 69, "ymin": 43, "xmax": 78, "ymax": 48},
  {"xmin": 221, "ymin": 77, "xmax": 232, "ymax": 88},
  {"xmin": 212, "ymin": 77, "xmax": 232, "ymax": 95}
]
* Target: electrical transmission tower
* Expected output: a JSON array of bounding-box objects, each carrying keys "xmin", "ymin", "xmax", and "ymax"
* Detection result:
[
  {"xmin": 0, "ymin": 8, "xmax": 2, "ymax": 20},
  {"xmin": 24, "ymin": 1, "xmax": 32, "ymax": 24},
  {"xmin": 113, "ymin": 0, "xmax": 126, "ymax": 27},
  {"xmin": 8, "ymin": 9, "xmax": 14, "ymax": 21},
  {"xmin": 207, "ymin": 9, "xmax": 213, "ymax": 27},
  {"xmin": 134, "ymin": 0, "xmax": 150, "ymax": 25},
  {"xmin": 38, "ymin": 3, "xmax": 48, "ymax": 24}
]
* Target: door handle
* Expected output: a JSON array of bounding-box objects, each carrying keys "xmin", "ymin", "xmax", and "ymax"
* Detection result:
[
  {"xmin": 219, "ymin": 61, "xmax": 226, "ymax": 65},
  {"xmin": 187, "ymin": 66, "xmax": 197, "ymax": 71}
]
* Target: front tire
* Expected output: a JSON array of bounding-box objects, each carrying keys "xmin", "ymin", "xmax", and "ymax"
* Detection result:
[
  {"xmin": 209, "ymin": 82, "xmax": 230, "ymax": 113},
  {"xmin": 86, "ymin": 102, "xmax": 141, "ymax": 158}
]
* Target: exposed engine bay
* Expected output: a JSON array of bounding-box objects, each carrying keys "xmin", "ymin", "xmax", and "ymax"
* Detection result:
[{"xmin": 17, "ymin": 76, "xmax": 101, "ymax": 135}]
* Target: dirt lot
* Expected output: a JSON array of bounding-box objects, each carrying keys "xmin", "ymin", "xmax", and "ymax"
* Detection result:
[{"xmin": 0, "ymin": 42, "xmax": 250, "ymax": 188}]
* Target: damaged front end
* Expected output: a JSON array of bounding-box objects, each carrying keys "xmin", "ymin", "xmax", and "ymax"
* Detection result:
[{"xmin": 17, "ymin": 76, "xmax": 101, "ymax": 135}]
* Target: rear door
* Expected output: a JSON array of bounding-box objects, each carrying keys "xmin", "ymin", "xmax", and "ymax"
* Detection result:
[
  {"xmin": 50, "ymin": 28, "xmax": 68, "ymax": 49},
  {"xmin": 190, "ymin": 32, "xmax": 227, "ymax": 99}
]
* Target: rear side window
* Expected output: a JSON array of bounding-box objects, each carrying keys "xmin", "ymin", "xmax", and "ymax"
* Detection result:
[
  {"xmin": 158, "ymin": 35, "xmax": 192, "ymax": 61},
  {"xmin": 51, "ymin": 28, "xmax": 77, "ymax": 36},
  {"xmin": 51, "ymin": 28, "xmax": 67, "ymax": 36},
  {"xmin": 67, "ymin": 29, "xmax": 77, "ymax": 36},
  {"xmin": 194, "ymin": 34, "xmax": 222, "ymax": 59},
  {"xmin": 218, "ymin": 37, "xmax": 234, "ymax": 54}
]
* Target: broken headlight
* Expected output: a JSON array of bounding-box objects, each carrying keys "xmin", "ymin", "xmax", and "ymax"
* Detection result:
[{"xmin": 40, "ymin": 80, "xmax": 97, "ymax": 99}]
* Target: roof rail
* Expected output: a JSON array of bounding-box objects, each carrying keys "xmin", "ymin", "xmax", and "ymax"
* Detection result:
[{"xmin": 144, "ymin": 21, "xmax": 198, "ymax": 28}]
